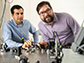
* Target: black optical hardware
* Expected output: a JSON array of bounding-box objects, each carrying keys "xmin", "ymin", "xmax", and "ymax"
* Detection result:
[
  {"xmin": 0, "ymin": 43, "xmax": 10, "ymax": 52},
  {"xmin": 12, "ymin": 46, "xmax": 22, "ymax": 56},
  {"xmin": 49, "ymin": 38, "xmax": 55, "ymax": 49},
  {"xmin": 19, "ymin": 56, "xmax": 29, "ymax": 63}
]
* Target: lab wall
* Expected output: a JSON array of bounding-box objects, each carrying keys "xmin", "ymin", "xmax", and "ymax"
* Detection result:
[{"xmin": 10, "ymin": 0, "xmax": 84, "ymax": 29}]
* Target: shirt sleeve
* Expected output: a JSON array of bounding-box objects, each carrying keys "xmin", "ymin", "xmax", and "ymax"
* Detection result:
[
  {"xmin": 2, "ymin": 23, "xmax": 22, "ymax": 48},
  {"xmin": 29, "ymin": 22, "xmax": 38, "ymax": 45},
  {"xmin": 38, "ymin": 23, "xmax": 49, "ymax": 43},
  {"xmin": 66, "ymin": 13, "xmax": 80, "ymax": 37}
]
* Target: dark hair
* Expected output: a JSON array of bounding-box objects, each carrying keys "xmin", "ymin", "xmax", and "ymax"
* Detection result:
[
  {"xmin": 36, "ymin": 1, "xmax": 52, "ymax": 14},
  {"xmin": 10, "ymin": 5, "xmax": 24, "ymax": 14}
]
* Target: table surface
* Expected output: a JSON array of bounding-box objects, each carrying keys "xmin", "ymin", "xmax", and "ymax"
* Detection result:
[
  {"xmin": 0, "ymin": 49, "xmax": 84, "ymax": 63},
  {"xmin": 62, "ymin": 49, "xmax": 84, "ymax": 63}
]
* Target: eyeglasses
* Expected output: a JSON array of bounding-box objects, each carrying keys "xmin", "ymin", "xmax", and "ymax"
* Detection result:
[{"xmin": 39, "ymin": 8, "xmax": 51, "ymax": 16}]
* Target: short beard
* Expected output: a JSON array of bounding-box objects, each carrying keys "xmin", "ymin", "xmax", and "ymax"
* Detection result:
[
  {"xmin": 18, "ymin": 21, "xmax": 23, "ymax": 24},
  {"xmin": 44, "ymin": 15, "xmax": 54, "ymax": 23}
]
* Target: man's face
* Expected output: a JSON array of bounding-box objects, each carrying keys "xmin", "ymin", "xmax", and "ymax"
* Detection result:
[
  {"xmin": 39, "ymin": 4, "xmax": 54, "ymax": 24},
  {"xmin": 11, "ymin": 8, "xmax": 24, "ymax": 25}
]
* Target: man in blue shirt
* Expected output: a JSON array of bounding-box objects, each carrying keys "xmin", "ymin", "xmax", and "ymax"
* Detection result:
[{"xmin": 2, "ymin": 5, "xmax": 38, "ymax": 48}]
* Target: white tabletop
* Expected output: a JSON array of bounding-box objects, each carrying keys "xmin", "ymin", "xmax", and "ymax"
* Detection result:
[{"xmin": 62, "ymin": 49, "xmax": 84, "ymax": 63}]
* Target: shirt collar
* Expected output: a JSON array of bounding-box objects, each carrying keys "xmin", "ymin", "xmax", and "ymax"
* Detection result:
[
  {"xmin": 53, "ymin": 12, "xmax": 58, "ymax": 22},
  {"xmin": 12, "ymin": 19, "xmax": 24, "ymax": 27},
  {"xmin": 41, "ymin": 13, "xmax": 58, "ymax": 25}
]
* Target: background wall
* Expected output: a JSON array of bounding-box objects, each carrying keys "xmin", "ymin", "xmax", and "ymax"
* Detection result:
[
  {"xmin": 0, "ymin": 0, "xmax": 84, "ymax": 43},
  {"xmin": 10, "ymin": 0, "xmax": 84, "ymax": 30}
]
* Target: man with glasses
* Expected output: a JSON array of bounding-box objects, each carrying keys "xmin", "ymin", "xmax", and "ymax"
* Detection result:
[
  {"xmin": 2, "ymin": 5, "xmax": 38, "ymax": 48},
  {"xmin": 36, "ymin": 1, "xmax": 80, "ymax": 48}
]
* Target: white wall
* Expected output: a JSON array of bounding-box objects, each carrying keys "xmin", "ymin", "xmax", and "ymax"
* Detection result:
[
  {"xmin": 10, "ymin": 0, "xmax": 84, "ymax": 30},
  {"xmin": 50, "ymin": 0, "xmax": 84, "ymax": 25}
]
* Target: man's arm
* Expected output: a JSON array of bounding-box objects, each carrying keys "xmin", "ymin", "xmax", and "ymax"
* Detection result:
[
  {"xmin": 38, "ymin": 22, "xmax": 49, "ymax": 43},
  {"xmin": 66, "ymin": 13, "xmax": 80, "ymax": 36},
  {"xmin": 29, "ymin": 22, "xmax": 38, "ymax": 45},
  {"xmin": 2, "ymin": 23, "xmax": 22, "ymax": 48},
  {"xmin": 37, "ymin": 23, "xmax": 49, "ymax": 48}
]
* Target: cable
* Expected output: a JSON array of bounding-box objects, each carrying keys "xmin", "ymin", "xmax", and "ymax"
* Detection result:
[
  {"xmin": 0, "ymin": 0, "xmax": 6, "ymax": 28},
  {"xmin": 53, "ymin": 31, "xmax": 62, "ymax": 46},
  {"xmin": 0, "ymin": 0, "xmax": 6, "ymax": 44},
  {"xmin": 0, "ymin": 38, "xmax": 3, "ymax": 43},
  {"xmin": 54, "ymin": 32, "xmax": 64, "ymax": 63}
]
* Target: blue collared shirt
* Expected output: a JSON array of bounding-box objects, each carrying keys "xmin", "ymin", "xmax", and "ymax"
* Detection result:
[
  {"xmin": 2, "ymin": 19, "xmax": 38, "ymax": 48},
  {"xmin": 38, "ymin": 12, "xmax": 80, "ymax": 46}
]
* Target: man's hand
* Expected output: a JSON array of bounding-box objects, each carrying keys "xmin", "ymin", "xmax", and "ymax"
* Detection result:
[
  {"xmin": 37, "ymin": 41, "xmax": 48, "ymax": 49},
  {"xmin": 22, "ymin": 40, "xmax": 31, "ymax": 48}
]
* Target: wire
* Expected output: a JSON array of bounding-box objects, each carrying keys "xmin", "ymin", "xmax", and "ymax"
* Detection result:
[
  {"xmin": 0, "ymin": 38, "xmax": 3, "ymax": 43},
  {"xmin": 0, "ymin": 0, "xmax": 6, "ymax": 44},
  {"xmin": 0, "ymin": 0, "xmax": 6, "ymax": 28},
  {"xmin": 53, "ymin": 31, "xmax": 62, "ymax": 46},
  {"xmin": 7, "ymin": 0, "xmax": 13, "ymax": 4},
  {"xmin": 54, "ymin": 32, "xmax": 64, "ymax": 62}
]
